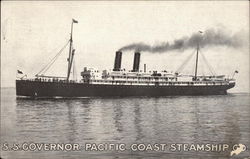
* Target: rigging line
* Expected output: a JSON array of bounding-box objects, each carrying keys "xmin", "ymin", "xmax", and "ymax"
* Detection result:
[
  {"xmin": 37, "ymin": 40, "xmax": 70, "ymax": 75},
  {"xmin": 73, "ymin": 58, "xmax": 77, "ymax": 81},
  {"xmin": 198, "ymin": 51, "xmax": 205, "ymax": 76},
  {"xmin": 204, "ymin": 52, "xmax": 216, "ymax": 75},
  {"xmin": 72, "ymin": 48, "xmax": 77, "ymax": 81},
  {"xmin": 68, "ymin": 44, "xmax": 75, "ymax": 80},
  {"xmin": 199, "ymin": 50, "xmax": 216, "ymax": 76},
  {"xmin": 176, "ymin": 49, "xmax": 196, "ymax": 73},
  {"xmin": 201, "ymin": 60, "xmax": 205, "ymax": 76},
  {"xmin": 192, "ymin": 54, "xmax": 196, "ymax": 75},
  {"xmin": 39, "ymin": 45, "xmax": 68, "ymax": 75},
  {"xmin": 72, "ymin": 59, "xmax": 74, "ymax": 80},
  {"xmin": 41, "ymin": 51, "xmax": 64, "ymax": 74},
  {"xmin": 37, "ymin": 40, "xmax": 69, "ymax": 75}
]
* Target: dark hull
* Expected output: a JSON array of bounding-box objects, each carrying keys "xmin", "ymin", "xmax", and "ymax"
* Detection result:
[{"xmin": 16, "ymin": 80, "xmax": 235, "ymax": 98}]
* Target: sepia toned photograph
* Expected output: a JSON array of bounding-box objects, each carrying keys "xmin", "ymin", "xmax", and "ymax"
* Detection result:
[{"xmin": 1, "ymin": 1, "xmax": 249, "ymax": 159}]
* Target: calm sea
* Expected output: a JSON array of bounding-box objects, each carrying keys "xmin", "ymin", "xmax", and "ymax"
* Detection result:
[{"xmin": 1, "ymin": 88, "xmax": 250, "ymax": 159}]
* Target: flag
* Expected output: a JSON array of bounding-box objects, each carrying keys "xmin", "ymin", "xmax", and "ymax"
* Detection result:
[
  {"xmin": 17, "ymin": 70, "xmax": 23, "ymax": 74},
  {"xmin": 72, "ymin": 19, "xmax": 78, "ymax": 23},
  {"xmin": 235, "ymin": 70, "xmax": 239, "ymax": 73}
]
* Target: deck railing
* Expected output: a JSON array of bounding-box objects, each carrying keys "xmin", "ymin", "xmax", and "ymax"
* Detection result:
[
  {"xmin": 89, "ymin": 79, "xmax": 231, "ymax": 86},
  {"xmin": 17, "ymin": 78, "xmax": 233, "ymax": 86}
]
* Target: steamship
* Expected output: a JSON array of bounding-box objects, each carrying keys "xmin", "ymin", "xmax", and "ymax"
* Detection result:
[{"xmin": 16, "ymin": 19, "xmax": 236, "ymax": 98}]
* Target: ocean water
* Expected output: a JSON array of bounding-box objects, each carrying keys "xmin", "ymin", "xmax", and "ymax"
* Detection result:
[{"xmin": 1, "ymin": 87, "xmax": 250, "ymax": 159}]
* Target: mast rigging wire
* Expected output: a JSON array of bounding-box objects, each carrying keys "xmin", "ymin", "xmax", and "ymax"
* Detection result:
[
  {"xmin": 176, "ymin": 49, "xmax": 196, "ymax": 73},
  {"xmin": 199, "ymin": 50, "xmax": 216, "ymax": 76},
  {"xmin": 176, "ymin": 47, "xmax": 217, "ymax": 76},
  {"xmin": 36, "ymin": 40, "xmax": 70, "ymax": 76}
]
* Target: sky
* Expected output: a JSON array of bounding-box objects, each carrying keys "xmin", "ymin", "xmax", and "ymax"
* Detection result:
[{"xmin": 1, "ymin": 1, "xmax": 249, "ymax": 93}]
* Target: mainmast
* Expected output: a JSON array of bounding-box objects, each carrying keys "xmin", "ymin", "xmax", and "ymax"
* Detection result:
[
  {"xmin": 67, "ymin": 19, "xmax": 78, "ymax": 82},
  {"xmin": 194, "ymin": 31, "xmax": 203, "ymax": 81},
  {"xmin": 194, "ymin": 43, "xmax": 199, "ymax": 80}
]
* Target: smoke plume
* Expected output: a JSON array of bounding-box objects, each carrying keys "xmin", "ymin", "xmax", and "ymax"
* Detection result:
[{"xmin": 119, "ymin": 28, "xmax": 242, "ymax": 53}]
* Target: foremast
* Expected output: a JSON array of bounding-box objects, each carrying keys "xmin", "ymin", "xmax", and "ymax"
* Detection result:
[{"xmin": 67, "ymin": 19, "xmax": 78, "ymax": 82}]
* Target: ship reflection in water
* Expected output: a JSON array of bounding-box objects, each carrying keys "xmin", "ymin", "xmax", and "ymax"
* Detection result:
[{"xmin": 1, "ymin": 88, "xmax": 250, "ymax": 159}]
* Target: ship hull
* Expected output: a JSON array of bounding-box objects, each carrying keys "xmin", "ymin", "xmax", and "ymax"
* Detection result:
[{"xmin": 16, "ymin": 80, "xmax": 235, "ymax": 98}]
